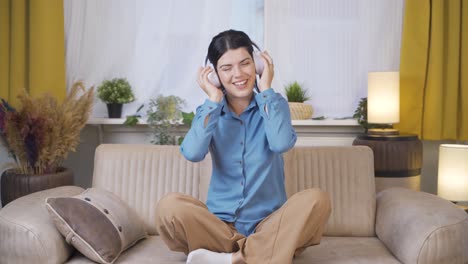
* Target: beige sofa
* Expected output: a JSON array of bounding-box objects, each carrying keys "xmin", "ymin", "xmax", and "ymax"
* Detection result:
[{"xmin": 0, "ymin": 144, "xmax": 467, "ymax": 264}]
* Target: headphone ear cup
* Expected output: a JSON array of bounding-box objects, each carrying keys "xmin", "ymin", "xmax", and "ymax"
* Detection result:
[
  {"xmin": 206, "ymin": 63, "xmax": 221, "ymax": 88},
  {"xmin": 253, "ymin": 50, "xmax": 265, "ymax": 75}
]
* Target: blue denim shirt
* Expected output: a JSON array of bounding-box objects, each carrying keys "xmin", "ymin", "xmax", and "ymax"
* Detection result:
[{"xmin": 180, "ymin": 88, "xmax": 297, "ymax": 236}]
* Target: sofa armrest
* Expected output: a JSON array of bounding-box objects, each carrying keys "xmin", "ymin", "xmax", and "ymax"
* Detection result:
[
  {"xmin": 376, "ymin": 187, "xmax": 467, "ymax": 264},
  {"xmin": 0, "ymin": 186, "xmax": 84, "ymax": 264}
]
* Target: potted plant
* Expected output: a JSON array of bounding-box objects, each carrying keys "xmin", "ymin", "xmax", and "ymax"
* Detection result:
[
  {"xmin": 284, "ymin": 81, "xmax": 313, "ymax": 119},
  {"xmin": 0, "ymin": 82, "xmax": 94, "ymax": 206},
  {"xmin": 146, "ymin": 95, "xmax": 186, "ymax": 145},
  {"xmin": 97, "ymin": 78, "xmax": 135, "ymax": 118}
]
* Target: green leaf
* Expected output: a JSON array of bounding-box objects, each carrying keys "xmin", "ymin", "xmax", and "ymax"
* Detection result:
[
  {"xmin": 97, "ymin": 78, "xmax": 135, "ymax": 104},
  {"xmin": 182, "ymin": 111, "xmax": 195, "ymax": 126},
  {"xmin": 178, "ymin": 136, "xmax": 184, "ymax": 145},
  {"xmin": 124, "ymin": 116, "xmax": 139, "ymax": 126},
  {"xmin": 146, "ymin": 95, "xmax": 187, "ymax": 145},
  {"xmin": 284, "ymin": 81, "xmax": 310, "ymax": 102},
  {"xmin": 312, "ymin": 116, "xmax": 326, "ymax": 120},
  {"xmin": 136, "ymin": 104, "xmax": 144, "ymax": 112}
]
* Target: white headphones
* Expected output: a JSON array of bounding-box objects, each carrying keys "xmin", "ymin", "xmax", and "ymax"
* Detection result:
[{"xmin": 205, "ymin": 50, "xmax": 265, "ymax": 88}]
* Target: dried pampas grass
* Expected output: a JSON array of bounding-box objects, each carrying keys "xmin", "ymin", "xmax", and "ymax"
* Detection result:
[{"xmin": 3, "ymin": 82, "xmax": 94, "ymax": 174}]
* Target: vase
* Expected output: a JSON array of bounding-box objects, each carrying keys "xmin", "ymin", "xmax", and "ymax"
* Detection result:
[
  {"xmin": 1, "ymin": 167, "xmax": 74, "ymax": 206},
  {"xmin": 288, "ymin": 102, "xmax": 313, "ymax": 120},
  {"xmin": 107, "ymin": 103, "xmax": 123, "ymax": 118}
]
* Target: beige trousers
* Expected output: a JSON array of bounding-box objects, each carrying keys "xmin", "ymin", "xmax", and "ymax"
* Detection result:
[{"xmin": 155, "ymin": 188, "xmax": 331, "ymax": 264}]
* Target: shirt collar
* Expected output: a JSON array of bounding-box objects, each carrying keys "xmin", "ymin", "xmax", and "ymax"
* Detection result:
[{"xmin": 220, "ymin": 95, "xmax": 258, "ymax": 117}]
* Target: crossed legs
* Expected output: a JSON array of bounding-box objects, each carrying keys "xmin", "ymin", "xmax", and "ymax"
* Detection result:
[{"xmin": 155, "ymin": 189, "xmax": 331, "ymax": 264}]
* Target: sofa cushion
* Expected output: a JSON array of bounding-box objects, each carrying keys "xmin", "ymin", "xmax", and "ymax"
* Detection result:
[
  {"xmin": 293, "ymin": 236, "xmax": 401, "ymax": 264},
  {"xmin": 65, "ymin": 236, "xmax": 186, "ymax": 264},
  {"xmin": 46, "ymin": 188, "xmax": 147, "ymax": 264},
  {"xmin": 0, "ymin": 186, "xmax": 84, "ymax": 264},
  {"xmin": 376, "ymin": 188, "xmax": 468, "ymax": 264},
  {"xmin": 65, "ymin": 236, "xmax": 401, "ymax": 264}
]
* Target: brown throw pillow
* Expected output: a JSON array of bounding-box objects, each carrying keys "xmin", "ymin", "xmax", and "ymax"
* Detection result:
[{"xmin": 45, "ymin": 188, "xmax": 147, "ymax": 264}]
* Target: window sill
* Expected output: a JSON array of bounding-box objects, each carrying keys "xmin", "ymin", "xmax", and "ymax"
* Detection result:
[
  {"xmin": 86, "ymin": 117, "xmax": 363, "ymax": 145},
  {"xmin": 87, "ymin": 117, "xmax": 359, "ymax": 126}
]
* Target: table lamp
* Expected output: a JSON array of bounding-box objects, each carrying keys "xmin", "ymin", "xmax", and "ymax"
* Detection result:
[
  {"xmin": 437, "ymin": 144, "xmax": 468, "ymax": 202},
  {"xmin": 354, "ymin": 71, "xmax": 422, "ymax": 193},
  {"xmin": 367, "ymin": 71, "xmax": 400, "ymax": 135}
]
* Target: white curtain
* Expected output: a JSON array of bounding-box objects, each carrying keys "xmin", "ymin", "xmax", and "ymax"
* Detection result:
[
  {"xmin": 265, "ymin": 0, "xmax": 404, "ymax": 118},
  {"xmin": 64, "ymin": 0, "xmax": 263, "ymax": 117},
  {"xmin": 65, "ymin": 0, "xmax": 403, "ymax": 119}
]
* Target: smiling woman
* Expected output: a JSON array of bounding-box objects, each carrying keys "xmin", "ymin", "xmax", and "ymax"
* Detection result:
[
  {"xmin": 200, "ymin": 31, "xmax": 273, "ymax": 115},
  {"xmin": 154, "ymin": 29, "xmax": 331, "ymax": 264}
]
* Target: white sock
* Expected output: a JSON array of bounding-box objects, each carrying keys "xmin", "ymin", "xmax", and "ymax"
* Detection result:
[{"xmin": 186, "ymin": 248, "xmax": 232, "ymax": 264}]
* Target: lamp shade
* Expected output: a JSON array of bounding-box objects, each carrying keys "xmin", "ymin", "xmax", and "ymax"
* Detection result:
[
  {"xmin": 437, "ymin": 144, "xmax": 468, "ymax": 201},
  {"xmin": 367, "ymin": 72, "xmax": 400, "ymax": 124}
]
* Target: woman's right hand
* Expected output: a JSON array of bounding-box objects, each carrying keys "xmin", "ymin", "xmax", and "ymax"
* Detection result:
[{"xmin": 197, "ymin": 66, "xmax": 224, "ymax": 103}]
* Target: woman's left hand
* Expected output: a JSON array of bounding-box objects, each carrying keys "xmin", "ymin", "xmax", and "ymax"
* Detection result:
[{"xmin": 258, "ymin": 51, "xmax": 274, "ymax": 92}]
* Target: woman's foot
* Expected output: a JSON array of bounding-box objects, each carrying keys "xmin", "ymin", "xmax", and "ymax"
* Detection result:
[{"xmin": 186, "ymin": 249, "xmax": 232, "ymax": 264}]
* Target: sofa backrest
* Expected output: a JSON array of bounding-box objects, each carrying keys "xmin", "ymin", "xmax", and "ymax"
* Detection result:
[
  {"xmin": 93, "ymin": 144, "xmax": 375, "ymax": 237},
  {"xmin": 198, "ymin": 146, "xmax": 376, "ymax": 236},
  {"xmin": 92, "ymin": 144, "xmax": 211, "ymax": 235},
  {"xmin": 283, "ymin": 146, "xmax": 376, "ymax": 236}
]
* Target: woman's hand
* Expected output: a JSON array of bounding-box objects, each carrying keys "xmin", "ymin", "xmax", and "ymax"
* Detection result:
[
  {"xmin": 258, "ymin": 51, "xmax": 274, "ymax": 92},
  {"xmin": 197, "ymin": 66, "xmax": 224, "ymax": 103}
]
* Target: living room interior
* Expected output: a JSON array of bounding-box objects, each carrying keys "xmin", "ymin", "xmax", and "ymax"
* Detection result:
[{"xmin": 0, "ymin": 0, "xmax": 467, "ymax": 263}]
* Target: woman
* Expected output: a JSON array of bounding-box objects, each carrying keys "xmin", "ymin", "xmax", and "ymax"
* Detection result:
[{"xmin": 155, "ymin": 29, "xmax": 331, "ymax": 264}]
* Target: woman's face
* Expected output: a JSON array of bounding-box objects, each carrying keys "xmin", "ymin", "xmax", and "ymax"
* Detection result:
[{"xmin": 216, "ymin": 47, "xmax": 256, "ymax": 100}]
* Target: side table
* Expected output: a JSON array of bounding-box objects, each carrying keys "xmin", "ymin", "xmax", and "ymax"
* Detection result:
[{"xmin": 353, "ymin": 134, "xmax": 423, "ymax": 193}]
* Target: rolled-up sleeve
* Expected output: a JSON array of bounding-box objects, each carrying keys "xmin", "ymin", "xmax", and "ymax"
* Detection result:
[
  {"xmin": 255, "ymin": 88, "xmax": 297, "ymax": 153},
  {"xmin": 180, "ymin": 99, "xmax": 222, "ymax": 162}
]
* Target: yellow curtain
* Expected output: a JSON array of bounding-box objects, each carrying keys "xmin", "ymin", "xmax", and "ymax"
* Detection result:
[
  {"xmin": 0, "ymin": 0, "xmax": 66, "ymax": 106},
  {"xmin": 398, "ymin": 0, "xmax": 468, "ymax": 141}
]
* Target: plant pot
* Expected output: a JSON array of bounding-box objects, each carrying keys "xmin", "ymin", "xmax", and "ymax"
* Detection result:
[
  {"xmin": 288, "ymin": 102, "xmax": 313, "ymax": 120},
  {"xmin": 1, "ymin": 167, "xmax": 73, "ymax": 206},
  {"xmin": 107, "ymin": 103, "xmax": 123, "ymax": 118}
]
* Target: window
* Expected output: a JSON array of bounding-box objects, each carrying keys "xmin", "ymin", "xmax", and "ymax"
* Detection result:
[
  {"xmin": 65, "ymin": 0, "xmax": 403, "ymax": 119},
  {"xmin": 265, "ymin": 0, "xmax": 404, "ymax": 118}
]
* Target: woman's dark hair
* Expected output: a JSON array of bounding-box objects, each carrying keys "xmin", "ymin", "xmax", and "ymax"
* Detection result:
[{"xmin": 206, "ymin": 29, "xmax": 260, "ymax": 69}]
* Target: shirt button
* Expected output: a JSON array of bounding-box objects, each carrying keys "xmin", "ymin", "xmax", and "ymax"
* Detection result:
[
  {"xmin": 240, "ymin": 120, "xmax": 243, "ymax": 125},
  {"xmin": 241, "ymin": 181, "xmax": 244, "ymax": 186},
  {"xmin": 240, "ymin": 141, "xmax": 243, "ymax": 145},
  {"xmin": 263, "ymin": 95, "xmax": 267, "ymax": 98},
  {"xmin": 209, "ymin": 106, "xmax": 213, "ymax": 109},
  {"xmin": 238, "ymin": 161, "xmax": 242, "ymax": 165}
]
